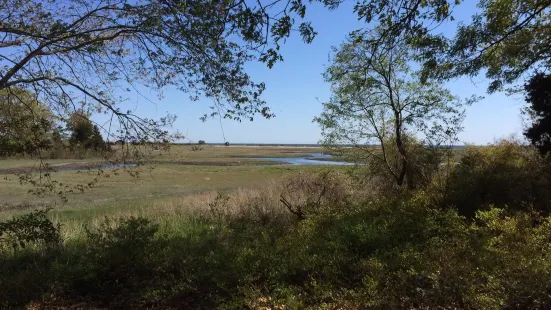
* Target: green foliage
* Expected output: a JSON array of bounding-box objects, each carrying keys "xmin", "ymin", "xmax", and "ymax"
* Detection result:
[
  {"xmin": 443, "ymin": 139, "xmax": 551, "ymax": 217},
  {"xmin": 67, "ymin": 112, "xmax": 106, "ymax": 152},
  {"xmin": 65, "ymin": 217, "xmax": 162, "ymax": 307},
  {"xmin": 0, "ymin": 208, "xmax": 61, "ymax": 251},
  {"xmin": 524, "ymin": 72, "xmax": 551, "ymax": 155},
  {"xmin": 0, "ymin": 88, "xmax": 56, "ymax": 156},
  {"xmin": 346, "ymin": 0, "xmax": 551, "ymax": 93},
  {"xmin": 3, "ymin": 195, "xmax": 551, "ymax": 308},
  {"xmin": 316, "ymin": 32, "xmax": 465, "ymax": 188},
  {"xmin": 420, "ymin": 0, "xmax": 551, "ymax": 93},
  {"xmin": 354, "ymin": 135, "xmax": 446, "ymax": 193}
]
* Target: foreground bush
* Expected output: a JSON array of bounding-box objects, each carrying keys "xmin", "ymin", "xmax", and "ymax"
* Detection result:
[
  {"xmin": 443, "ymin": 139, "xmax": 551, "ymax": 217},
  {"xmin": 2, "ymin": 196, "xmax": 551, "ymax": 309}
]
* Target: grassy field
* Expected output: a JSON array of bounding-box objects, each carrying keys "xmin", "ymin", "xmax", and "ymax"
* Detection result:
[{"xmin": 0, "ymin": 146, "xmax": 342, "ymax": 215}]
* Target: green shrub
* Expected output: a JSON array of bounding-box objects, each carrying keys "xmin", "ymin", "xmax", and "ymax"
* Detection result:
[
  {"xmin": 279, "ymin": 170, "xmax": 353, "ymax": 219},
  {"xmin": 444, "ymin": 139, "xmax": 551, "ymax": 217},
  {"xmin": 3, "ymin": 184, "xmax": 551, "ymax": 308},
  {"xmin": 61, "ymin": 217, "xmax": 163, "ymax": 307},
  {"xmin": 0, "ymin": 208, "xmax": 61, "ymax": 252},
  {"xmin": 349, "ymin": 136, "xmax": 445, "ymax": 194}
]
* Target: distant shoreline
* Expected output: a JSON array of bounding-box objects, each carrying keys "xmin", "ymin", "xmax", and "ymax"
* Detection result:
[{"xmin": 174, "ymin": 143, "xmax": 469, "ymax": 148}]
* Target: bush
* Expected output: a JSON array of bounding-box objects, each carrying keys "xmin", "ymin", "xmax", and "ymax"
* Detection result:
[
  {"xmin": 350, "ymin": 136, "xmax": 444, "ymax": 194},
  {"xmin": 279, "ymin": 170, "xmax": 353, "ymax": 219},
  {"xmin": 443, "ymin": 139, "xmax": 551, "ymax": 217},
  {"xmin": 4, "ymin": 167, "xmax": 551, "ymax": 308},
  {"xmin": 0, "ymin": 209, "xmax": 61, "ymax": 307},
  {"xmin": 62, "ymin": 217, "xmax": 163, "ymax": 307},
  {"xmin": 0, "ymin": 208, "xmax": 61, "ymax": 252}
]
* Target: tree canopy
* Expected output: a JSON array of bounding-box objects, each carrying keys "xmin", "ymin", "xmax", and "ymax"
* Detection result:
[
  {"xmin": 315, "ymin": 31, "xmax": 466, "ymax": 188},
  {"xmin": 339, "ymin": 0, "xmax": 551, "ymax": 93},
  {"xmin": 67, "ymin": 111, "xmax": 106, "ymax": 151},
  {"xmin": 419, "ymin": 0, "xmax": 551, "ymax": 93},
  {"xmin": 0, "ymin": 88, "xmax": 54, "ymax": 156},
  {"xmin": 0, "ymin": 0, "xmax": 330, "ymax": 149}
]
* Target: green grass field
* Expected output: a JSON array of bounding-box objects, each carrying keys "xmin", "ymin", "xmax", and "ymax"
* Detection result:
[{"xmin": 0, "ymin": 146, "xmax": 340, "ymax": 217}]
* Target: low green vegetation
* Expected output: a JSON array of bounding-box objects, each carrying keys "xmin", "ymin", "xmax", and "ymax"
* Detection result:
[{"xmin": 2, "ymin": 141, "xmax": 551, "ymax": 308}]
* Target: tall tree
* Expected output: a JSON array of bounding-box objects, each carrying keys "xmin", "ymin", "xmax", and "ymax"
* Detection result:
[
  {"xmin": 315, "ymin": 30, "xmax": 466, "ymax": 189},
  {"xmin": 0, "ymin": 0, "xmax": 326, "ymax": 152},
  {"xmin": 91, "ymin": 125, "xmax": 107, "ymax": 151},
  {"xmin": 524, "ymin": 72, "xmax": 551, "ymax": 155}
]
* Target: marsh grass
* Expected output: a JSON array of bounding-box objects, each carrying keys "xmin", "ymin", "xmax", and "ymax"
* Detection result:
[
  {"xmin": 35, "ymin": 170, "xmax": 353, "ymax": 240},
  {"xmin": 0, "ymin": 164, "xmax": 340, "ymax": 210}
]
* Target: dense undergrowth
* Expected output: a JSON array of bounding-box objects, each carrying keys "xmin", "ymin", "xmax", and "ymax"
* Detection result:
[{"xmin": 2, "ymin": 140, "xmax": 551, "ymax": 309}]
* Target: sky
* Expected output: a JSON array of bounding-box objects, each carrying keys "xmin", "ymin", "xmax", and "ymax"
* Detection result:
[{"xmin": 94, "ymin": 1, "xmax": 527, "ymax": 145}]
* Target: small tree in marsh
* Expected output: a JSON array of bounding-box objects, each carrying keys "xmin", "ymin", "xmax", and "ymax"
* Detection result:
[{"xmin": 315, "ymin": 30, "xmax": 468, "ymax": 189}]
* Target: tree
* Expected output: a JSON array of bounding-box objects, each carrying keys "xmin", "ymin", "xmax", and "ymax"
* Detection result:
[
  {"xmin": 315, "ymin": 30, "xmax": 466, "ymax": 189},
  {"xmin": 420, "ymin": 0, "xmax": 551, "ymax": 93},
  {"xmin": 68, "ymin": 112, "xmax": 94, "ymax": 147},
  {"xmin": 524, "ymin": 72, "xmax": 551, "ymax": 155},
  {"xmin": 0, "ymin": 88, "xmax": 54, "ymax": 156},
  {"xmin": 67, "ymin": 111, "xmax": 105, "ymax": 151},
  {"xmin": 0, "ymin": 0, "xmax": 327, "ymax": 155},
  {"xmin": 339, "ymin": 0, "xmax": 551, "ymax": 93},
  {"xmin": 91, "ymin": 125, "xmax": 107, "ymax": 151}
]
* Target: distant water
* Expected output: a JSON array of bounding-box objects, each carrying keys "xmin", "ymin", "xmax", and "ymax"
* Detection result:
[
  {"xmin": 101, "ymin": 163, "xmax": 138, "ymax": 169},
  {"xmin": 254, "ymin": 153, "xmax": 353, "ymax": 166},
  {"xmin": 175, "ymin": 142, "xmax": 468, "ymax": 148},
  {"xmin": 57, "ymin": 163, "xmax": 137, "ymax": 172}
]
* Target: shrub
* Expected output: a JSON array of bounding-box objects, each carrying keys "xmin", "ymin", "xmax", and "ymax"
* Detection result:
[
  {"xmin": 443, "ymin": 139, "xmax": 551, "ymax": 217},
  {"xmin": 350, "ymin": 136, "xmax": 444, "ymax": 194},
  {"xmin": 4, "ymin": 164, "xmax": 551, "ymax": 308},
  {"xmin": 3, "ymin": 198, "xmax": 551, "ymax": 308},
  {"xmin": 279, "ymin": 170, "xmax": 353, "ymax": 219},
  {"xmin": 0, "ymin": 208, "xmax": 61, "ymax": 252},
  {"xmin": 0, "ymin": 209, "xmax": 61, "ymax": 307},
  {"xmin": 64, "ymin": 217, "xmax": 162, "ymax": 306},
  {"xmin": 208, "ymin": 191, "xmax": 231, "ymax": 222}
]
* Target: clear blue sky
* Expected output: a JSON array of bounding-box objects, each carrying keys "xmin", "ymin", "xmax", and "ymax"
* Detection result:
[{"xmin": 94, "ymin": 1, "xmax": 526, "ymax": 145}]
